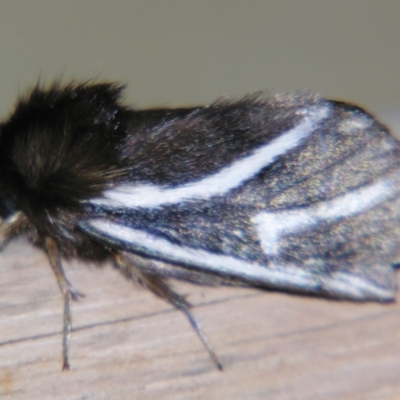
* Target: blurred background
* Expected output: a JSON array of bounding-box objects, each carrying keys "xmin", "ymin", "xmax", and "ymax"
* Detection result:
[{"xmin": 0, "ymin": 1, "xmax": 398, "ymax": 131}]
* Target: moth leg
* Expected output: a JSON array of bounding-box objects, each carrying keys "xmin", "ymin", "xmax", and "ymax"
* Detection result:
[
  {"xmin": 0, "ymin": 211, "xmax": 29, "ymax": 249},
  {"xmin": 114, "ymin": 253, "xmax": 223, "ymax": 370},
  {"xmin": 44, "ymin": 237, "xmax": 84, "ymax": 370}
]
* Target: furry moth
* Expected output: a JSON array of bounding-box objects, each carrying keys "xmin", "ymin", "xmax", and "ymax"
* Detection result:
[{"xmin": 1, "ymin": 82, "xmax": 399, "ymax": 370}]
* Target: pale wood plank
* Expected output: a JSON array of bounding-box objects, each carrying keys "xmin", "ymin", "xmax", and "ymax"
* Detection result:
[{"xmin": 1, "ymin": 238, "xmax": 400, "ymax": 400}]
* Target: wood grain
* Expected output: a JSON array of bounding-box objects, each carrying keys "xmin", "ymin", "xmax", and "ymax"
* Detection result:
[{"xmin": 1, "ymin": 238, "xmax": 400, "ymax": 400}]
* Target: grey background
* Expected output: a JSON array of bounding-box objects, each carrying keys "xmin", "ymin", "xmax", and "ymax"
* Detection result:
[{"xmin": 0, "ymin": 1, "xmax": 398, "ymax": 129}]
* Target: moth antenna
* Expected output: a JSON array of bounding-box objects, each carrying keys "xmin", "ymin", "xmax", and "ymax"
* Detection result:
[
  {"xmin": 44, "ymin": 237, "xmax": 84, "ymax": 370},
  {"xmin": 114, "ymin": 253, "xmax": 223, "ymax": 370}
]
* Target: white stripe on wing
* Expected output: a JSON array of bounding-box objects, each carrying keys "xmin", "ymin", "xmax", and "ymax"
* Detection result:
[{"xmin": 90, "ymin": 105, "xmax": 330, "ymax": 209}]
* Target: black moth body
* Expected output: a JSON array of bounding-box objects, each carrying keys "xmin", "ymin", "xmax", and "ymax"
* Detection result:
[{"xmin": 1, "ymin": 82, "xmax": 400, "ymax": 370}]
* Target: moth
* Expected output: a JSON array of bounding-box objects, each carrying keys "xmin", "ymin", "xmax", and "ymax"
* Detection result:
[{"xmin": 0, "ymin": 82, "xmax": 399, "ymax": 370}]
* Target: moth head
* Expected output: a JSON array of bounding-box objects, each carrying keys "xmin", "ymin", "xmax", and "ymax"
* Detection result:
[{"xmin": 0, "ymin": 82, "xmax": 128, "ymax": 232}]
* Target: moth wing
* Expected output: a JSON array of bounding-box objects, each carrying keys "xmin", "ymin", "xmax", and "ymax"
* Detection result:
[{"xmin": 82, "ymin": 97, "xmax": 400, "ymax": 302}]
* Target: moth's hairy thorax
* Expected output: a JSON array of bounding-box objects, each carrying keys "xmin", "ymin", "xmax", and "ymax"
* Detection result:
[{"xmin": 0, "ymin": 83, "xmax": 130, "ymax": 256}]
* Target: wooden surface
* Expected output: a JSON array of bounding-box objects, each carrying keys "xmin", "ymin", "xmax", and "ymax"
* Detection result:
[{"xmin": 1, "ymin": 238, "xmax": 400, "ymax": 400}]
